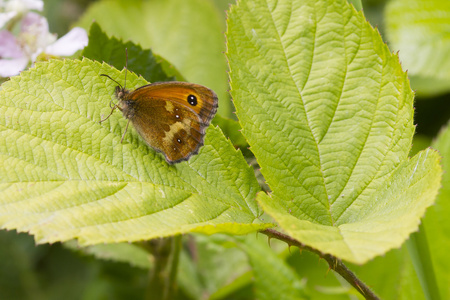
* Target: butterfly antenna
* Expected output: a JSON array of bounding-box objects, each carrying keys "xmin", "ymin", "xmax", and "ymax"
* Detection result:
[
  {"xmin": 100, "ymin": 74, "xmax": 123, "ymax": 90},
  {"xmin": 124, "ymin": 48, "xmax": 128, "ymax": 90}
]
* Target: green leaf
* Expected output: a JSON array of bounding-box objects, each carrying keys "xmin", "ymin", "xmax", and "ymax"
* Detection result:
[
  {"xmin": 77, "ymin": 0, "xmax": 230, "ymax": 117},
  {"xmin": 64, "ymin": 241, "xmax": 152, "ymax": 269},
  {"xmin": 347, "ymin": 0, "xmax": 362, "ymax": 11},
  {"xmin": 385, "ymin": 0, "xmax": 450, "ymax": 96},
  {"xmin": 422, "ymin": 122, "xmax": 450, "ymax": 300},
  {"xmin": 82, "ymin": 22, "xmax": 185, "ymax": 83},
  {"xmin": 236, "ymin": 236, "xmax": 308, "ymax": 300},
  {"xmin": 0, "ymin": 58, "xmax": 272, "ymax": 245},
  {"xmin": 212, "ymin": 115, "xmax": 248, "ymax": 149},
  {"xmin": 227, "ymin": 0, "xmax": 442, "ymax": 264},
  {"xmin": 0, "ymin": 231, "xmax": 48, "ymax": 299},
  {"xmin": 411, "ymin": 134, "xmax": 431, "ymax": 156},
  {"xmin": 349, "ymin": 246, "xmax": 425, "ymax": 300},
  {"xmin": 178, "ymin": 234, "xmax": 252, "ymax": 299},
  {"xmin": 0, "ymin": 230, "xmax": 148, "ymax": 300},
  {"xmin": 287, "ymin": 250, "xmax": 358, "ymax": 299}
]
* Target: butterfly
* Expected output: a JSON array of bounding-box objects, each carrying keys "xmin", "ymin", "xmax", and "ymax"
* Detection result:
[{"xmin": 100, "ymin": 67, "xmax": 218, "ymax": 164}]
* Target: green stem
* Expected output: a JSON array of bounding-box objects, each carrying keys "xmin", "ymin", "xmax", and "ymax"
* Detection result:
[
  {"xmin": 407, "ymin": 225, "xmax": 440, "ymax": 300},
  {"xmin": 168, "ymin": 235, "xmax": 182, "ymax": 293},
  {"xmin": 140, "ymin": 236, "xmax": 182, "ymax": 300},
  {"xmin": 261, "ymin": 228, "xmax": 379, "ymax": 300}
]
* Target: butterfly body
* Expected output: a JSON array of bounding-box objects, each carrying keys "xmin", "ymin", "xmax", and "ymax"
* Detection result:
[{"xmin": 109, "ymin": 81, "xmax": 218, "ymax": 164}]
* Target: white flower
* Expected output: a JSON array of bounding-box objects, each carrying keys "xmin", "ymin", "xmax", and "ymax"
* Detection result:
[
  {"xmin": 0, "ymin": 10, "xmax": 16, "ymax": 28},
  {"xmin": 0, "ymin": 0, "xmax": 43, "ymax": 28},
  {"xmin": 0, "ymin": 12, "xmax": 88, "ymax": 77}
]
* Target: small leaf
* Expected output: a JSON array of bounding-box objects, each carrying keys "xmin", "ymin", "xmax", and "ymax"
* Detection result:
[
  {"xmin": 212, "ymin": 115, "xmax": 248, "ymax": 150},
  {"xmin": 0, "ymin": 58, "xmax": 272, "ymax": 245},
  {"xmin": 82, "ymin": 22, "xmax": 184, "ymax": 82},
  {"xmin": 227, "ymin": 0, "xmax": 442, "ymax": 264},
  {"xmin": 236, "ymin": 236, "xmax": 308, "ymax": 300},
  {"xmin": 178, "ymin": 234, "xmax": 252, "ymax": 299},
  {"xmin": 64, "ymin": 241, "xmax": 152, "ymax": 269}
]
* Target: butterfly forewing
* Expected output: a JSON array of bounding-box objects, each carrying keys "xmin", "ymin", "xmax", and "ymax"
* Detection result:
[{"xmin": 132, "ymin": 82, "xmax": 218, "ymax": 125}]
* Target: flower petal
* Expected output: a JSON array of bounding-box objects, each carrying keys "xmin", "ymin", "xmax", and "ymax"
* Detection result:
[
  {"xmin": 0, "ymin": 56, "xmax": 29, "ymax": 77},
  {"xmin": 45, "ymin": 27, "xmax": 88, "ymax": 56},
  {"xmin": 0, "ymin": 11, "xmax": 17, "ymax": 28},
  {"xmin": 20, "ymin": 12, "xmax": 55, "ymax": 60},
  {"xmin": 4, "ymin": 0, "xmax": 43, "ymax": 12},
  {"xmin": 21, "ymin": 11, "xmax": 48, "ymax": 33},
  {"xmin": 22, "ymin": 0, "xmax": 44, "ymax": 11},
  {"xmin": 0, "ymin": 30, "xmax": 24, "ymax": 58}
]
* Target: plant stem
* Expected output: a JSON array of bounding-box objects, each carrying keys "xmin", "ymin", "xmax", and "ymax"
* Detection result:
[
  {"xmin": 407, "ymin": 225, "xmax": 440, "ymax": 300},
  {"xmin": 140, "ymin": 235, "xmax": 182, "ymax": 300},
  {"xmin": 260, "ymin": 228, "xmax": 379, "ymax": 300}
]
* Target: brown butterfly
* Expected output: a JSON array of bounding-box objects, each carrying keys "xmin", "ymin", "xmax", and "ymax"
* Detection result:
[{"xmin": 100, "ymin": 68, "xmax": 218, "ymax": 164}]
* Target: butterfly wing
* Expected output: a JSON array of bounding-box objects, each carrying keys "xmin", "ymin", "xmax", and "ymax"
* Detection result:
[
  {"xmin": 127, "ymin": 82, "xmax": 218, "ymax": 163},
  {"xmin": 132, "ymin": 82, "xmax": 218, "ymax": 124}
]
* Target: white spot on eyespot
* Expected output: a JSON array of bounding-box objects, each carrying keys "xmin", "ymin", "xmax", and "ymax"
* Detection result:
[{"xmin": 175, "ymin": 114, "xmax": 180, "ymax": 119}]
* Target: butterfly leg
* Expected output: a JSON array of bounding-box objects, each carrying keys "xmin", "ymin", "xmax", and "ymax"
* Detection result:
[
  {"xmin": 120, "ymin": 119, "xmax": 131, "ymax": 143},
  {"xmin": 109, "ymin": 99, "xmax": 116, "ymax": 109},
  {"xmin": 99, "ymin": 104, "xmax": 119, "ymax": 123}
]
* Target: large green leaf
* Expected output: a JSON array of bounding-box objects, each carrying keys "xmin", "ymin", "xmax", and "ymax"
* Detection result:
[
  {"xmin": 227, "ymin": 0, "xmax": 442, "ymax": 264},
  {"xmin": 0, "ymin": 58, "xmax": 271, "ymax": 245},
  {"xmin": 77, "ymin": 0, "xmax": 230, "ymax": 116},
  {"xmin": 385, "ymin": 0, "xmax": 450, "ymax": 96}
]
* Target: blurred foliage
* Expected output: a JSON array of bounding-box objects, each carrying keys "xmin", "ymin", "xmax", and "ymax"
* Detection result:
[
  {"xmin": 0, "ymin": 230, "xmax": 148, "ymax": 300},
  {"xmin": 44, "ymin": 0, "xmax": 94, "ymax": 36}
]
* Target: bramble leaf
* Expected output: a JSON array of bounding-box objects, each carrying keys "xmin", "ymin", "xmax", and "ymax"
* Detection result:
[
  {"xmin": 227, "ymin": 0, "xmax": 442, "ymax": 264},
  {"xmin": 0, "ymin": 58, "xmax": 271, "ymax": 245}
]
